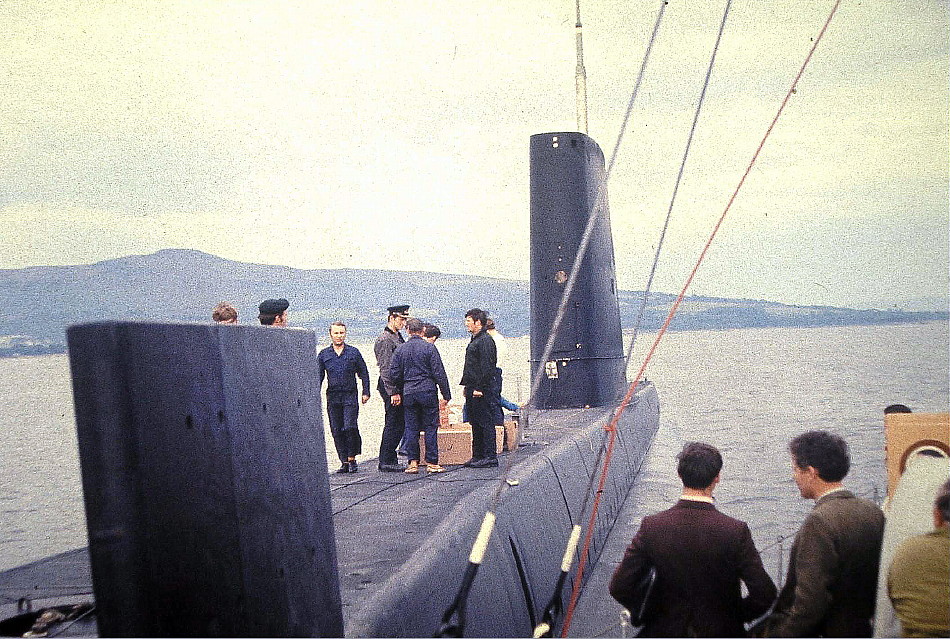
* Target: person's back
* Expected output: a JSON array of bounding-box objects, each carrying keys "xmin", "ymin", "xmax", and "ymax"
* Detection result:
[
  {"xmin": 390, "ymin": 334, "xmax": 449, "ymax": 397},
  {"xmin": 609, "ymin": 442, "xmax": 775, "ymax": 637},
  {"xmin": 889, "ymin": 529, "xmax": 950, "ymax": 637},
  {"xmin": 773, "ymin": 491, "xmax": 884, "ymax": 636},
  {"xmin": 620, "ymin": 502, "xmax": 774, "ymax": 636},
  {"xmin": 887, "ymin": 477, "xmax": 950, "ymax": 638},
  {"xmin": 389, "ymin": 319, "xmax": 451, "ymax": 473},
  {"xmin": 765, "ymin": 430, "xmax": 885, "ymax": 638}
]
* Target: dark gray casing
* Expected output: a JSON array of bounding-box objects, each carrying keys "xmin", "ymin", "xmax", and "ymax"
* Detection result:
[
  {"xmin": 66, "ymin": 322, "xmax": 343, "ymax": 637},
  {"xmin": 345, "ymin": 386, "xmax": 659, "ymax": 637},
  {"xmin": 529, "ymin": 132, "xmax": 626, "ymax": 409}
]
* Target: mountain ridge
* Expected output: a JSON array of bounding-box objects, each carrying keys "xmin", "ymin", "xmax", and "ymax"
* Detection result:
[{"xmin": 1, "ymin": 249, "xmax": 945, "ymax": 357}]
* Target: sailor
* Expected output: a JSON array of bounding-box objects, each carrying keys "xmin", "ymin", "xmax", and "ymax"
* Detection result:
[
  {"xmin": 485, "ymin": 317, "xmax": 519, "ymax": 415},
  {"xmin": 460, "ymin": 308, "xmax": 498, "ymax": 468},
  {"xmin": 764, "ymin": 430, "xmax": 885, "ymax": 637},
  {"xmin": 374, "ymin": 304, "xmax": 410, "ymax": 472},
  {"xmin": 212, "ymin": 301, "xmax": 238, "ymax": 324},
  {"xmin": 422, "ymin": 323, "xmax": 441, "ymax": 343},
  {"xmin": 389, "ymin": 318, "xmax": 451, "ymax": 474},
  {"xmin": 317, "ymin": 321, "xmax": 371, "ymax": 474},
  {"xmin": 258, "ymin": 298, "xmax": 289, "ymax": 326},
  {"xmin": 396, "ymin": 323, "xmax": 445, "ymax": 457}
]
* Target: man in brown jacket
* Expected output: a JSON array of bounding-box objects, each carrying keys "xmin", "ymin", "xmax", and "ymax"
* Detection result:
[
  {"xmin": 765, "ymin": 431, "xmax": 885, "ymax": 637},
  {"xmin": 609, "ymin": 442, "xmax": 776, "ymax": 636}
]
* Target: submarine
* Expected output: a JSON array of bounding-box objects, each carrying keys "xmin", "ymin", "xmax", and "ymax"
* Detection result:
[{"xmin": 0, "ymin": 131, "xmax": 660, "ymax": 637}]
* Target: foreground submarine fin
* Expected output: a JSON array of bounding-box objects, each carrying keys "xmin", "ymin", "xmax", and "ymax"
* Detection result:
[{"xmin": 66, "ymin": 321, "xmax": 343, "ymax": 637}]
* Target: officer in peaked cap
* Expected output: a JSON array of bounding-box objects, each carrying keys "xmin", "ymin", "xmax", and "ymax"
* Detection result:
[
  {"xmin": 387, "ymin": 304, "xmax": 410, "ymax": 318},
  {"xmin": 258, "ymin": 298, "xmax": 289, "ymax": 327},
  {"xmin": 374, "ymin": 303, "xmax": 410, "ymax": 471}
]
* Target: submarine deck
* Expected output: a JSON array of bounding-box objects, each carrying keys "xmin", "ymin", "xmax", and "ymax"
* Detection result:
[
  {"xmin": 331, "ymin": 407, "xmax": 613, "ymax": 625},
  {"xmin": 0, "ymin": 406, "xmax": 632, "ymax": 634}
]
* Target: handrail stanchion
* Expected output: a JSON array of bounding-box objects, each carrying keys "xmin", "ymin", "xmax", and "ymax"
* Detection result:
[{"xmin": 776, "ymin": 535, "xmax": 785, "ymax": 587}]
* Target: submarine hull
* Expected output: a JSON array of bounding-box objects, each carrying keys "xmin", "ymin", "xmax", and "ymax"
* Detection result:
[{"xmin": 343, "ymin": 386, "xmax": 659, "ymax": 637}]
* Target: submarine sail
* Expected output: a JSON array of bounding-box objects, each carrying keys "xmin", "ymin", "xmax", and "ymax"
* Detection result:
[{"xmin": 529, "ymin": 132, "xmax": 627, "ymax": 410}]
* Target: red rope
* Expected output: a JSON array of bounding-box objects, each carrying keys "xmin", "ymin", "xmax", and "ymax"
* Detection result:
[{"xmin": 558, "ymin": 2, "xmax": 842, "ymax": 635}]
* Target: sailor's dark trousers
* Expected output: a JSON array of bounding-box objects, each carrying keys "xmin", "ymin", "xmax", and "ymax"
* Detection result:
[
  {"xmin": 377, "ymin": 386, "xmax": 404, "ymax": 466},
  {"xmin": 466, "ymin": 391, "xmax": 495, "ymax": 461},
  {"xmin": 326, "ymin": 391, "xmax": 362, "ymax": 463},
  {"xmin": 402, "ymin": 391, "xmax": 440, "ymax": 465},
  {"xmin": 490, "ymin": 367, "xmax": 504, "ymax": 426}
]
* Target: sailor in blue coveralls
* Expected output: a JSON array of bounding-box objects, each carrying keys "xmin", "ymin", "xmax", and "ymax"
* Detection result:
[
  {"xmin": 317, "ymin": 321, "xmax": 371, "ymax": 473},
  {"xmin": 389, "ymin": 318, "xmax": 452, "ymax": 473}
]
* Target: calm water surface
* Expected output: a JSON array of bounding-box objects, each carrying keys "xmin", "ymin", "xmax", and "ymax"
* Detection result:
[
  {"xmin": 622, "ymin": 320, "xmax": 947, "ymax": 575},
  {"xmin": 0, "ymin": 322, "xmax": 946, "ymax": 572}
]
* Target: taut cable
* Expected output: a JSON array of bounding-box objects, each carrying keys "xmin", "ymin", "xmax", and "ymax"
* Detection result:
[{"xmin": 559, "ymin": 2, "xmax": 843, "ymax": 635}]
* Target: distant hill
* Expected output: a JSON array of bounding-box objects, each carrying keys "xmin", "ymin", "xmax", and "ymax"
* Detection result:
[{"xmin": 0, "ymin": 249, "xmax": 945, "ymax": 357}]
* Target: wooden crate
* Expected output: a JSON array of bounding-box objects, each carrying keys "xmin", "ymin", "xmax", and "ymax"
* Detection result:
[{"xmin": 419, "ymin": 423, "xmax": 508, "ymax": 465}]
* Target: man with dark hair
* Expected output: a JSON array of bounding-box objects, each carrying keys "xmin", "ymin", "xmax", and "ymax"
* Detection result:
[
  {"xmin": 422, "ymin": 323, "xmax": 441, "ymax": 342},
  {"xmin": 764, "ymin": 431, "xmax": 885, "ymax": 637},
  {"xmin": 609, "ymin": 442, "xmax": 776, "ymax": 636},
  {"xmin": 389, "ymin": 318, "xmax": 452, "ymax": 474},
  {"xmin": 395, "ymin": 322, "xmax": 443, "ymax": 459},
  {"xmin": 317, "ymin": 321, "xmax": 371, "ymax": 474},
  {"xmin": 258, "ymin": 298, "xmax": 289, "ymax": 326},
  {"xmin": 374, "ymin": 304, "xmax": 410, "ymax": 472},
  {"xmin": 887, "ymin": 477, "xmax": 950, "ymax": 637},
  {"xmin": 460, "ymin": 308, "xmax": 497, "ymax": 468},
  {"xmin": 212, "ymin": 301, "xmax": 238, "ymax": 324}
]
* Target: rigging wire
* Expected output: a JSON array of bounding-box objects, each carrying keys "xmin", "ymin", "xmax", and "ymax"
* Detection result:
[
  {"xmin": 539, "ymin": 1, "xmax": 733, "ymax": 633},
  {"xmin": 522, "ymin": 0, "xmax": 668, "ymax": 422},
  {"xmin": 437, "ymin": 3, "xmax": 671, "ymax": 635},
  {"xmin": 558, "ymin": 1, "xmax": 843, "ymax": 635},
  {"xmin": 623, "ymin": 0, "xmax": 733, "ymax": 373},
  {"xmin": 532, "ymin": 436, "xmax": 609, "ymax": 637}
]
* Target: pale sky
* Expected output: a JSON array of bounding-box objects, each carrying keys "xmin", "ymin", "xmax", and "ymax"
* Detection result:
[{"xmin": 2, "ymin": 1, "xmax": 947, "ymax": 310}]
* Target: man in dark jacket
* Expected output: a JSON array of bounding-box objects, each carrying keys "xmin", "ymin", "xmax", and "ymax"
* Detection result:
[
  {"xmin": 459, "ymin": 308, "xmax": 497, "ymax": 468},
  {"xmin": 764, "ymin": 431, "xmax": 885, "ymax": 637},
  {"xmin": 374, "ymin": 304, "xmax": 409, "ymax": 472},
  {"xmin": 389, "ymin": 318, "xmax": 452, "ymax": 474},
  {"xmin": 609, "ymin": 442, "xmax": 776, "ymax": 637}
]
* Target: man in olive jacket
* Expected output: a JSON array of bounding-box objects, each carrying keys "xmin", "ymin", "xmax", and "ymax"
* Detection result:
[
  {"xmin": 888, "ymin": 476, "xmax": 950, "ymax": 637},
  {"xmin": 765, "ymin": 431, "xmax": 885, "ymax": 637},
  {"xmin": 609, "ymin": 442, "xmax": 776, "ymax": 637},
  {"xmin": 459, "ymin": 308, "xmax": 497, "ymax": 468}
]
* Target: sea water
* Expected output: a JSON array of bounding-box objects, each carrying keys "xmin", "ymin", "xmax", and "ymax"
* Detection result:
[{"xmin": 0, "ymin": 321, "xmax": 946, "ymax": 573}]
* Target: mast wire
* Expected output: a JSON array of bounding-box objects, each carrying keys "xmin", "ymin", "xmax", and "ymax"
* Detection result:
[
  {"xmin": 539, "ymin": 0, "xmax": 733, "ymax": 631},
  {"xmin": 559, "ymin": 1, "xmax": 843, "ymax": 635},
  {"xmin": 438, "ymin": 2, "xmax": 670, "ymax": 635},
  {"xmin": 623, "ymin": 0, "xmax": 733, "ymax": 373},
  {"xmin": 522, "ymin": 0, "xmax": 668, "ymax": 430}
]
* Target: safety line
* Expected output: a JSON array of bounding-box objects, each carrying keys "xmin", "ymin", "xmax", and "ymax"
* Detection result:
[
  {"xmin": 522, "ymin": 0, "xmax": 668, "ymax": 425},
  {"xmin": 544, "ymin": 1, "xmax": 734, "ymax": 633},
  {"xmin": 436, "ymin": 4, "xmax": 671, "ymax": 636},
  {"xmin": 623, "ymin": 0, "xmax": 733, "ymax": 372},
  {"xmin": 532, "ymin": 439, "xmax": 608, "ymax": 637},
  {"xmin": 559, "ymin": 1, "xmax": 843, "ymax": 635}
]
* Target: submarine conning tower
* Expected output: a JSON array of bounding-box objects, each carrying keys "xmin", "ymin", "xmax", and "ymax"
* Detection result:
[{"xmin": 529, "ymin": 132, "xmax": 627, "ymax": 409}]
